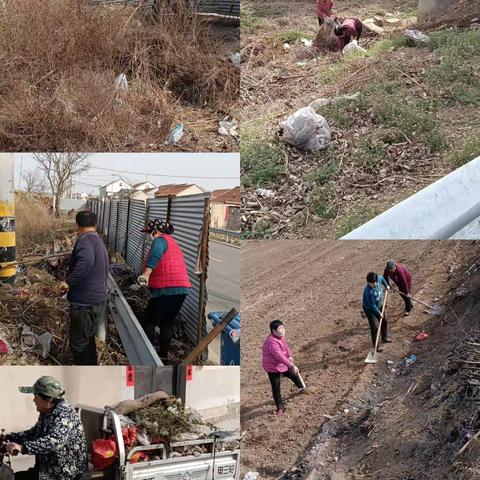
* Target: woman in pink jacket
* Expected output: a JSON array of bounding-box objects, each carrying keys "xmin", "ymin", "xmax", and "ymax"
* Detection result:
[
  {"xmin": 262, "ymin": 320, "xmax": 305, "ymax": 415},
  {"xmin": 317, "ymin": 0, "xmax": 336, "ymax": 27}
]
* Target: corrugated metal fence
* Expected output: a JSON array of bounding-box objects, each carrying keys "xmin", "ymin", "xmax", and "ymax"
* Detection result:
[{"xmin": 88, "ymin": 194, "xmax": 210, "ymax": 344}]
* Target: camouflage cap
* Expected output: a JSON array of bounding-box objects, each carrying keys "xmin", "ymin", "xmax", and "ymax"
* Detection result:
[{"xmin": 19, "ymin": 376, "xmax": 65, "ymax": 399}]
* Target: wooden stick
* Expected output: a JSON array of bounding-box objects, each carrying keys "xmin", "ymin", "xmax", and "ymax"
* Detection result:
[
  {"xmin": 368, "ymin": 290, "xmax": 389, "ymax": 360},
  {"xmin": 181, "ymin": 308, "xmax": 238, "ymax": 365},
  {"xmin": 18, "ymin": 251, "xmax": 71, "ymax": 265}
]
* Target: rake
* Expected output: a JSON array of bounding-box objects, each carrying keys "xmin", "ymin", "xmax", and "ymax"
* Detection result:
[{"xmin": 365, "ymin": 290, "xmax": 389, "ymax": 364}]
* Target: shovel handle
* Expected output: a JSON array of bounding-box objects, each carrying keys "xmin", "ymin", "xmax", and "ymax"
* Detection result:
[
  {"xmin": 373, "ymin": 290, "xmax": 388, "ymax": 354},
  {"xmin": 391, "ymin": 287, "xmax": 434, "ymax": 309}
]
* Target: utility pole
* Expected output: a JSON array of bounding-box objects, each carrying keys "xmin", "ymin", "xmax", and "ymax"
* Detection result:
[{"xmin": 0, "ymin": 153, "xmax": 16, "ymax": 283}]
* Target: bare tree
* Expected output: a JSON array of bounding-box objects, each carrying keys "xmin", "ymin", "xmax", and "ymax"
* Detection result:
[
  {"xmin": 33, "ymin": 153, "xmax": 90, "ymax": 216},
  {"xmin": 21, "ymin": 169, "xmax": 46, "ymax": 193}
]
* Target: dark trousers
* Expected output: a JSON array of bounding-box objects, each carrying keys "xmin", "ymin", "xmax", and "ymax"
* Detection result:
[
  {"xmin": 364, "ymin": 309, "xmax": 388, "ymax": 347},
  {"xmin": 401, "ymin": 293, "xmax": 413, "ymax": 313},
  {"xmin": 69, "ymin": 302, "xmax": 107, "ymax": 365},
  {"xmin": 144, "ymin": 294, "xmax": 187, "ymax": 357},
  {"xmin": 267, "ymin": 370, "xmax": 304, "ymax": 410},
  {"xmin": 14, "ymin": 467, "xmax": 38, "ymax": 479}
]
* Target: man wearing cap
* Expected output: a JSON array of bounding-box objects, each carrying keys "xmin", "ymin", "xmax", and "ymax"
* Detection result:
[
  {"xmin": 137, "ymin": 219, "xmax": 191, "ymax": 359},
  {"xmin": 383, "ymin": 260, "xmax": 413, "ymax": 316},
  {"xmin": 362, "ymin": 272, "xmax": 392, "ymax": 352},
  {"xmin": 5, "ymin": 376, "xmax": 87, "ymax": 480},
  {"xmin": 66, "ymin": 210, "xmax": 109, "ymax": 365}
]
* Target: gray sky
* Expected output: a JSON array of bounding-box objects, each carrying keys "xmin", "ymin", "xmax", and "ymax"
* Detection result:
[{"xmin": 14, "ymin": 153, "xmax": 240, "ymax": 195}]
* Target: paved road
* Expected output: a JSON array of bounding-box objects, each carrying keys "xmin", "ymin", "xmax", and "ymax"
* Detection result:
[{"xmin": 207, "ymin": 240, "xmax": 240, "ymax": 314}]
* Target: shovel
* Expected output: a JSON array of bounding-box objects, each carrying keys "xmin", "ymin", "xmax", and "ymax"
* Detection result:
[
  {"xmin": 365, "ymin": 290, "xmax": 388, "ymax": 364},
  {"xmin": 391, "ymin": 287, "xmax": 445, "ymax": 315}
]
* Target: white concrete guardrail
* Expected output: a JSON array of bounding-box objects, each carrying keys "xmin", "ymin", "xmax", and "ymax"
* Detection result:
[{"xmin": 342, "ymin": 156, "xmax": 480, "ymax": 240}]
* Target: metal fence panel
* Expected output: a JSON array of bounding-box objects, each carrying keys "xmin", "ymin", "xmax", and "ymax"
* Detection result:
[
  {"xmin": 117, "ymin": 198, "xmax": 129, "ymax": 256},
  {"xmin": 108, "ymin": 201, "xmax": 118, "ymax": 248},
  {"xmin": 196, "ymin": 0, "xmax": 239, "ymax": 17},
  {"xmin": 168, "ymin": 193, "xmax": 210, "ymax": 343},
  {"xmin": 127, "ymin": 200, "xmax": 147, "ymax": 273},
  {"xmin": 103, "ymin": 200, "xmax": 111, "ymax": 239}
]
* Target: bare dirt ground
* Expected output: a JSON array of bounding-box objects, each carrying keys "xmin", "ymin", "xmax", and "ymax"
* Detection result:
[
  {"xmin": 240, "ymin": 240, "xmax": 480, "ymax": 479},
  {"xmin": 241, "ymin": 0, "xmax": 480, "ymax": 239}
]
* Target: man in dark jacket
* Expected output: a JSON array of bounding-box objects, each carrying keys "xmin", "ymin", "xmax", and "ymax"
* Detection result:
[
  {"xmin": 383, "ymin": 260, "xmax": 413, "ymax": 316},
  {"xmin": 6, "ymin": 376, "xmax": 88, "ymax": 480},
  {"xmin": 362, "ymin": 272, "xmax": 392, "ymax": 352},
  {"xmin": 66, "ymin": 210, "xmax": 109, "ymax": 365}
]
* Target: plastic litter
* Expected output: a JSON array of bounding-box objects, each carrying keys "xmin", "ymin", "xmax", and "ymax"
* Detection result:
[
  {"xmin": 229, "ymin": 52, "xmax": 241, "ymax": 66},
  {"xmin": 167, "ymin": 124, "xmax": 184, "ymax": 145},
  {"xmin": 279, "ymin": 107, "xmax": 331, "ymax": 151},
  {"xmin": 283, "ymin": 43, "xmax": 291, "ymax": 51},
  {"xmin": 342, "ymin": 39, "xmax": 367, "ymax": 55},
  {"xmin": 244, "ymin": 473, "xmax": 259, "ymax": 480},
  {"xmin": 301, "ymin": 38, "xmax": 313, "ymax": 47},
  {"xmin": 255, "ymin": 188, "xmax": 275, "ymax": 199},
  {"xmin": 309, "ymin": 92, "xmax": 360, "ymax": 111},
  {"xmin": 0, "ymin": 337, "xmax": 11, "ymax": 354},
  {"xmin": 405, "ymin": 30, "xmax": 430, "ymax": 45},
  {"xmin": 92, "ymin": 439, "xmax": 117, "ymax": 470},
  {"xmin": 218, "ymin": 117, "xmax": 239, "ymax": 138},
  {"xmin": 415, "ymin": 332, "xmax": 429, "ymax": 341},
  {"xmin": 114, "ymin": 73, "xmax": 129, "ymax": 91},
  {"xmin": 405, "ymin": 354, "xmax": 417, "ymax": 367},
  {"xmin": 20, "ymin": 325, "xmax": 52, "ymax": 358}
]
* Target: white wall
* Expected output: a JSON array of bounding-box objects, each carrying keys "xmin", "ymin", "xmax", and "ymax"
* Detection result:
[
  {"xmin": 185, "ymin": 366, "xmax": 240, "ymax": 420},
  {"xmin": 0, "ymin": 367, "xmax": 134, "ymax": 433}
]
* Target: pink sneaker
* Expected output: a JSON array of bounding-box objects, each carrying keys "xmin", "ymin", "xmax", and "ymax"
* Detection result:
[{"xmin": 276, "ymin": 408, "xmax": 284, "ymax": 416}]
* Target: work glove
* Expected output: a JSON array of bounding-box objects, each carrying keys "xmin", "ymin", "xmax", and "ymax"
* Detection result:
[
  {"xmin": 386, "ymin": 286, "xmax": 391, "ymax": 290},
  {"xmin": 137, "ymin": 274, "xmax": 149, "ymax": 287}
]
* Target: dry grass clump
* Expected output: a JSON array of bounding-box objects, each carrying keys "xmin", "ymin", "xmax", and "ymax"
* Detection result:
[
  {"xmin": 15, "ymin": 193, "xmax": 59, "ymax": 252},
  {"xmin": 0, "ymin": 0, "xmax": 239, "ymax": 151}
]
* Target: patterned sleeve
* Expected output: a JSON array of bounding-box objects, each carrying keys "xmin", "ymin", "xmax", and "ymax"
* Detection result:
[
  {"xmin": 22, "ymin": 411, "xmax": 74, "ymax": 455},
  {"xmin": 8, "ymin": 424, "xmax": 38, "ymax": 444}
]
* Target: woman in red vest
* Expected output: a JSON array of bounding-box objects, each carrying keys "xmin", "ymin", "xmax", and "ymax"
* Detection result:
[{"xmin": 137, "ymin": 218, "xmax": 191, "ymax": 358}]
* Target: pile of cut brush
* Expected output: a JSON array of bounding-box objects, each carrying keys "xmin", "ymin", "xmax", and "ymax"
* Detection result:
[
  {"xmin": 0, "ymin": 265, "xmax": 128, "ymax": 366},
  {"xmin": 0, "ymin": 0, "xmax": 239, "ymax": 152}
]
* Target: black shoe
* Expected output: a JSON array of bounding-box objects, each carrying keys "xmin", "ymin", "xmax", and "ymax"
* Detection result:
[
  {"xmin": 383, "ymin": 338, "xmax": 393, "ymax": 343},
  {"xmin": 376, "ymin": 346, "xmax": 383, "ymax": 353}
]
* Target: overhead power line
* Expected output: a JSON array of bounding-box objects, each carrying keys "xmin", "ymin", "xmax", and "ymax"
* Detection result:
[{"xmin": 88, "ymin": 165, "xmax": 239, "ymax": 180}]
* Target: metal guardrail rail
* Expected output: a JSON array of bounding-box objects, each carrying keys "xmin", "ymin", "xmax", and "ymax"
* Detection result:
[
  {"xmin": 107, "ymin": 272, "xmax": 163, "ymax": 366},
  {"xmin": 342, "ymin": 156, "xmax": 480, "ymax": 240},
  {"xmin": 210, "ymin": 227, "xmax": 241, "ymax": 238}
]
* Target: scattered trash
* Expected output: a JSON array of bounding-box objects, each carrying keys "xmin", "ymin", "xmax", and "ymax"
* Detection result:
[
  {"xmin": 296, "ymin": 61, "xmax": 307, "ymax": 66},
  {"xmin": 342, "ymin": 40, "xmax": 367, "ymax": 55},
  {"xmin": 309, "ymin": 92, "xmax": 360, "ymax": 111},
  {"xmin": 301, "ymin": 38, "xmax": 313, "ymax": 47},
  {"xmin": 282, "ymin": 43, "xmax": 291, "ymax": 51},
  {"xmin": 0, "ymin": 336, "xmax": 11, "ymax": 354},
  {"xmin": 405, "ymin": 30, "xmax": 430, "ymax": 45},
  {"xmin": 114, "ymin": 73, "xmax": 129, "ymax": 91},
  {"xmin": 20, "ymin": 325, "xmax": 52, "ymax": 358},
  {"xmin": 129, "ymin": 284, "xmax": 142, "ymax": 292},
  {"xmin": 244, "ymin": 472, "xmax": 259, "ymax": 480},
  {"xmin": 255, "ymin": 188, "xmax": 275, "ymax": 199},
  {"xmin": 415, "ymin": 332, "xmax": 429, "ymax": 341},
  {"xmin": 343, "ymin": 408, "xmax": 350, "ymax": 414},
  {"xmin": 405, "ymin": 354, "xmax": 417, "ymax": 368},
  {"xmin": 218, "ymin": 117, "xmax": 239, "ymax": 138},
  {"xmin": 167, "ymin": 124, "xmax": 184, "ymax": 145},
  {"xmin": 279, "ymin": 107, "xmax": 331, "ymax": 151},
  {"xmin": 386, "ymin": 360, "xmax": 394, "ymax": 365},
  {"xmin": 229, "ymin": 52, "xmax": 241, "ymax": 67}
]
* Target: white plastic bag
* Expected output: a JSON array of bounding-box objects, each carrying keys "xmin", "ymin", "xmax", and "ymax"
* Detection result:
[
  {"xmin": 167, "ymin": 124, "xmax": 184, "ymax": 145},
  {"xmin": 405, "ymin": 29, "xmax": 430, "ymax": 44},
  {"xmin": 114, "ymin": 73, "xmax": 129, "ymax": 91},
  {"xmin": 279, "ymin": 107, "xmax": 331, "ymax": 151},
  {"xmin": 342, "ymin": 39, "xmax": 367, "ymax": 55}
]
